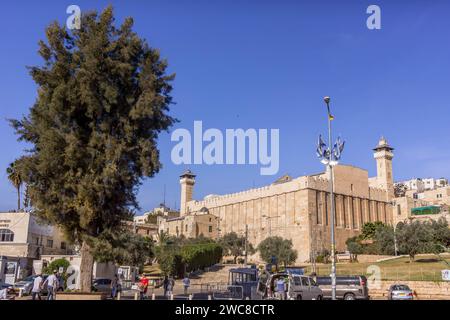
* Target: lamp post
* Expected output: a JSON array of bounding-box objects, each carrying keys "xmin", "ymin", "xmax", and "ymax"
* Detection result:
[{"xmin": 316, "ymin": 96, "xmax": 345, "ymax": 301}]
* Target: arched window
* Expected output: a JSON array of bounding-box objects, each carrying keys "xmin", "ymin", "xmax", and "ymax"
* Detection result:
[{"xmin": 0, "ymin": 229, "xmax": 14, "ymax": 242}]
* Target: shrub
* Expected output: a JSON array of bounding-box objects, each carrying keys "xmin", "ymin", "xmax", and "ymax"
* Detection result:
[{"xmin": 43, "ymin": 258, "xmax": 70, "ymax": 275}]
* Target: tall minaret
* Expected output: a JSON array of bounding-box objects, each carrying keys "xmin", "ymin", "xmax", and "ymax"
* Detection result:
[
  {"xmin": 373, "ymin": 137, "xmax": 394, "ymax": 198},
  {"xmin": 179, "ymin": 169, "xmax": 196, "ymax": 216}
]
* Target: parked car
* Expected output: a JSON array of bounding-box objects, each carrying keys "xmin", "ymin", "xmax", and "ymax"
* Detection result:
[
  {"xmin": 314, "ymin": 275, "xmax": 369, "ymax": 300},
  {"xmin": 257, "ymin": 271, "xmax": 323, "ymax": 300},
  {"xmin": 92, "ymin": 278, "xmax": 112, "ymax": 293},
  {"xmin": 13, "ymin": 275, "xmax": 49, "ymax": 295},
  {"xmin": 387, "ymin": 284, "xmax": 414, "ymax": 300}
]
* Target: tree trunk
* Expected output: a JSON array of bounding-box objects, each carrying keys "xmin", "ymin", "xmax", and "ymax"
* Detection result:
[
  {"xmin": 17, "ymin": 186, "xmax": 20, "ymax": 211},
  {"xmin": 80, "ymin": 241, "xmax": 94, "ymax": 292}
]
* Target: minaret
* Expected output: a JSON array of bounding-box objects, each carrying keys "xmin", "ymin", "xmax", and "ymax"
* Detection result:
[
  {"xmin": 373, "ymin": 137, "xmax": 394, "ymax": 198},
  {"xmin": 179, "ymin": 169, "xmax": 196, "ymax": 216}
]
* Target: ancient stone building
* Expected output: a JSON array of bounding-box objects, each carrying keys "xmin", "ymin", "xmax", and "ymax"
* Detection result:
[{"xmin": 173, "ymin": 138, "xmax": 395, "ymax": 263}]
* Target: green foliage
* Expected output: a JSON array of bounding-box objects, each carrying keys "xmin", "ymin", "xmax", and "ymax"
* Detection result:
[
  {"xmin": 155, "ymin": 244, "xmax": 182, "ymax": 277},
  {"xmin": 9, "ymin": 6, "xmax": 175, "ymax": 287},
  {"xmin": 346, "ymin": 219, "xmax": 450, "ymax": 260},
  {"xmin": 181, "ymin": 243, "xmax": 223, "ymax": 272},
  {"xmin": 360, "ymin": 221, "xmax": 386, "ymax": 240},
  {"xmin": 219, "ymin": 232, "xmax": 255, "ymax": 264},
  {"xmin": 43, "ymin": 258, "xmax": 70, "ymax": 275},
  {"xmin": 92, "ymin": 229, "xmax": 153, "ymax": 268},
  {"xmin": 6, "ymin": 160, "xmax": 23, "ymax": 211},
  {"xmin": 155, "ymin": 239, "xmax": 223, "ymax": 277},
  {"xmin": 345, "ymin": 236, "xmax": 363, "ymax": 262},
  {"xmin": 315, "ymin": 249, "xmax": 330, "ymax": 264},
  {"xmin": 396, "ymin": 219, "xmax": 450, "ymax": 261},
  {"xmin": 374, "ymin": 224, "xmax": 395, "ymax": 255},
  {"xmin": 257, "ymin": 236, "xmax": 298, "ymax": 266}
]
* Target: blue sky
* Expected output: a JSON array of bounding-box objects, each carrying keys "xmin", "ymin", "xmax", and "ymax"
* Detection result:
[{"xmin": 1, "ymin": 0, "xmax": 449, "ymax": 214}]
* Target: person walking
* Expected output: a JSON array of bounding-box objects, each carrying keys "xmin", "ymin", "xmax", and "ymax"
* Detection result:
[
  {"xmin": 110, "ymin": 275, "xmax": 119, "ymax": 299},
  {"xmin": 56, "ymin": 273, "xmax": 64, "ymax": 292},
  {"xmin": 31, "ymin": 274, "xmax": 44, "ymax": 300},
  {"xmin": 275, "ymin": 278, "xmax": 286, "ymax": 300},
  {"xmin": 166, "ymin": 277, "xmax": 175, "ymax": 299},
  {"xmin": 163, "ymin": 276, "xmax": 169, "ymax": 297},
  {"xmin": 43, "ymin": 270, "xmax": 59, "ymax": 300},
  {"xmin": 139, "ymin": 274, "xmax": 149, "ymax": 300},
  {"xmin": 182, "ymin": 275, "xmax": 190, "ymax": 295}
]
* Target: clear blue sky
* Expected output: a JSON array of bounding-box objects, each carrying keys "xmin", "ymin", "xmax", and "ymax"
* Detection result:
[{"xmin": 1, "ymin": 0, "xmax": 449, "ymax": 214}]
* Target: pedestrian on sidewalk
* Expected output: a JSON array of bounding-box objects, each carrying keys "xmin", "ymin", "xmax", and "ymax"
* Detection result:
[
  {"xmin": 163, "ymin": 276, "xmax": 169, "ymax": 297},
  {"xmin": 166, "ymin": 276, "xmax": 175, "ymax": 298},
  {"xmin": 110, "ymin": 275, "xmax": 119, "ymax": 299},
  {"xmin": 31, "ymin": 274, "xmax": 44, "ymax": 300},
  {"xmin": 139, "ymin": 274, "xmax": 149, "ymax": 300},
  {"xmin": 43, "ymin": 270, "xmax": 59, "ymax": 300},
  {"xmin": 182, "ymin": 274, "xmax": 190, "ymax": 295},
  {"xmin": 275, "ymin": 278, "xmax": 286, "ymax": 300}
]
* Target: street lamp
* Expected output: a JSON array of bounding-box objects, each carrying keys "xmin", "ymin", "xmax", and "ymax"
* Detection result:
[{"xmin": 316, "ymin": 96, "xmax": 345, "ymax": 301}]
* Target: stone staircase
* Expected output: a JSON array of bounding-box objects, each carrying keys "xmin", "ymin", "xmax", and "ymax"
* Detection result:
[{"xmin": 188, "ymin": 264, "xmax": 237, "ymax": 285}]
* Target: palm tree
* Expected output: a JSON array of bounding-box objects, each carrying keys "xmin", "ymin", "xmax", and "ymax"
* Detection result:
[{"xmin": 6, "ymin": 161, "xmax": 22, "ymax": 211}]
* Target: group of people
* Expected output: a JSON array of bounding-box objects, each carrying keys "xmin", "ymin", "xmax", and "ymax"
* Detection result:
[
  {"xmin": 115, "ymin": 274, "xmax": 190, "ymax": 300},
  {"xmin": 31, "ymin": 270, "xmax": 61, "ymax": 300}
]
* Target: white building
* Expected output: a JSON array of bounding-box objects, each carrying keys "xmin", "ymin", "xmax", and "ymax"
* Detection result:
[
  {"xmin": 133, "ymin": 205, "xmax": 179, "ymax": 225},
  {"xmin": 396, "ymin": 177, "xmax": 448, "ymax": 193},
  {"xmin": 0, "ymin": 211, "xmax": 72, "ymax": 285}
]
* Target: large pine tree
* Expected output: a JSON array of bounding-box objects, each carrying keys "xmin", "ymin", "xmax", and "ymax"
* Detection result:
[{"xmin": 10, "ymin": 6, "xmax": 175, "ymax": 291}]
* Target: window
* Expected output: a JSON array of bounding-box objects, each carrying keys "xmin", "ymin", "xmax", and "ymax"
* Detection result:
[
  {"xmin": 208, "ymin": 226, "xmax": 213, "ymax": 233},
  {"xmin": 61, "ymin": 242, "xmax": 66, "ymax": 250},
  {"xmin": 185, "ymin": 225, "xmax": 188, "ymax": 232},
  {"xmin": 301, "ymin": 277, "xmax": 309, "ymax": 286},
  {"xmin": 0, "ymin": 229, "xmax": 14, "ymax": 242},
  {"xmin": 316, "ymin": 277, "xmax": 332, "ymax": 285},
  {"xmin": 46, "ymin": 239, "xmax": 53, "ymax": 248}
]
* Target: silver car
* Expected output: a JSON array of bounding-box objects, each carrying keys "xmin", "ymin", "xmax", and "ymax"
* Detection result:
[
  {"xmin": 13, "ymin": 275, "xmax": 49, "ymax": 295},
  {"xmin": 388, "ymin": 284, "xmax": 414, "ymax": 300}
]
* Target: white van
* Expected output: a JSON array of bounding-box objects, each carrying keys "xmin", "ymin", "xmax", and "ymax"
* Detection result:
[{"xmin": 257, "ymin": 271, "xmax": 323, "ymax": 300}]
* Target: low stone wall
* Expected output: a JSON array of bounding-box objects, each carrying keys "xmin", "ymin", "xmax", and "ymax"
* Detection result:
[
  {"xmin": 56, "ymin": 292, "xmax": 107, "ymax": 300},
  {"xmin": 369, "ymin": 280, "xmax": 450, "ymax": 300},
  {"xmin": 356, "ymin": 255, "xmax": 393, "ymax": 263}
]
